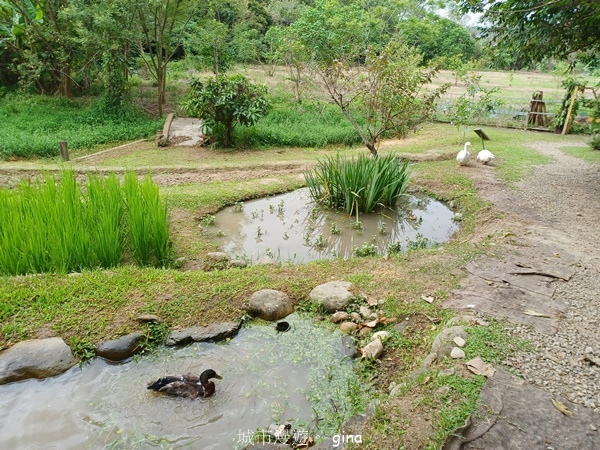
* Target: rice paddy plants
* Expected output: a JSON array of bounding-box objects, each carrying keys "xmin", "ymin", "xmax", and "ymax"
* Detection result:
[
  {"xmin": 0, "ymin": 169, "xmax": 171, "ymax": 275},
  {"xmin": 123, "ymin": 172, "xmax": 171, "ymax": 267},
  {"xmin": 305, "ymin": 152, "xmax": 412, "ymax": 215}
]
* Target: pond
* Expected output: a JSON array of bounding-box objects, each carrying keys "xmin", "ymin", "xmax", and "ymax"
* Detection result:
[
  {"xmin": 205, "ymin": 188, "xmax": 459, "ymax": 263},
  {"xmin": 0, "ymin": 315, "xmax": 360, "ymax": 449}
]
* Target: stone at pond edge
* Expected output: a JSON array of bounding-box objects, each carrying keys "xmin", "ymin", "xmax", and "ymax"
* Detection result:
[
  {"xmin": 167, "ymin": 321, "xmax": 241, "ymax": 346},
  {"xmin": 453, "ymin": 336, "xmax": 466, "ymax": 347},
  {"xmin": 137, "ymin": 314, "xmax": 162, "ymax": 324},
  {"xmin": 331, "ymin": 311, "xmax": 349, "ymax": 323},
  {"xmin": 255, "ymin": 256, "xmax": 278, "ymax": 266},
  {"xmin": 245, "ymin": 289, "xmax": 294, "ymax": 321},
  {"xmin": 0, "ymin": 337, "xmax": 78, "ymax": 384},
  {"xmin": 96, "ymin": 331, "xmax": 145, "ymax": 361},
  {"xmin": 341, "ymin": 335, "xmax": 358, "ymax": 358},
  {"xmin": 229, "ymin": 259, "xmax": 248, "ymax": 268},
  {"xmin": 361, "ymin": 338, "xmax": 383, "ymax": 359},
  {"xmin": 339, "ymin": 322, "xmax": 358, "ymax": 333},
  {"xmin": 309, "ymin": 281, "xmax": 354, "ymax": 313},
  {"xmin": 203, "ymin": 252, "xmax": 231, "ymax": 271}
]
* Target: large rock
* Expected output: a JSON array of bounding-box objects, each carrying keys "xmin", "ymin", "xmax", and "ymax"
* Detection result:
[
  {"xmin": 423, "ymin": 326, "xmax": 469, "ymax": 366},
  {"xmin": 309, "ymin": 281, "xmax": 354, "ymax": 312},
  {"xmin": 166, "ymin": 321, "xmax": 241, "ymax": 346},
  {"xmin": 245, "ymin": 289, "xmax": 294, "ymax": 321},
  {"xmin": 0, "ymin": 337, "xmax": 78, "ymax": 384},
  {"xmin": 96, "ymin": 331, "xmax": 145, "ymax": 361}
]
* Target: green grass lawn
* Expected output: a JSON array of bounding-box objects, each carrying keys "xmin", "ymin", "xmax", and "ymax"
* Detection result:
[{"xmin": 0, "ymin": 95, "xmax": 163, "ymax": 159}]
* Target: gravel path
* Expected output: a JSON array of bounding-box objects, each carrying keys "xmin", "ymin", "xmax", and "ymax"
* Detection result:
[{"xmin": 487, "ymin": 143, "xmax": 600, "ymax": 411}]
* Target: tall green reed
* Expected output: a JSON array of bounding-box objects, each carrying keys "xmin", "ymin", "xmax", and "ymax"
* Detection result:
[{"xmin": 305, "ymin": 152, "xmax": 411, "ymax": 214}]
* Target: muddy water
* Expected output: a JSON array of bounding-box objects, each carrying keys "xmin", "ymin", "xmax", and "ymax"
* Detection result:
[
  {"xmin": 207, "ymin": 188, "xmax": 458, "ymax": 263},
  {"xmin": 0, "ymin": 315, "xmax": 357, "ymax": 449}
]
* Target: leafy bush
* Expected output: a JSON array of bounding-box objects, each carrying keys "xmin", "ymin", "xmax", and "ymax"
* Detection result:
[
  {"xmin": 0, "ymin": 96, "xmax": 163, "ymax": 159},
  {"xmin": 590, "ymin": 134, "xmax": 600, "ymax": 151},
  {"xmin": 0, "ymin": 170, "xmax": 171, "ymax": 275},
  {"xmin": 305, "ymin": 152, "xmax": 412, "ymax": 214},
  {"xmin": 183, "ymin": 73, "xmax": 269, "ymax": 147}
]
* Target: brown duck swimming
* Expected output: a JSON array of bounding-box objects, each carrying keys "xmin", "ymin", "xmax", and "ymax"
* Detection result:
[{"xmin": 147, "ymin": 369, "xmax": 223, "ymax": 399}]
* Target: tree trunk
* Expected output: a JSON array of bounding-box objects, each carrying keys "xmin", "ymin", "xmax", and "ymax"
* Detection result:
[
  {"xmin": 61, "ymin": 64, "xmax": 72, "ymax": 98},
  {"xmin": 366, "ymin": 142, "xmax": 378, "ymax": 157},
  {"xmin": 157, "ymin": 65, "xmax": 166, "ymax": 117},
  {"xmin": 214, "ymin": 46, "xmax": 219, "ymax": 76},
  {"xmin": 224, "ymin": 120, "xmax": 233, "ymax": 147}
]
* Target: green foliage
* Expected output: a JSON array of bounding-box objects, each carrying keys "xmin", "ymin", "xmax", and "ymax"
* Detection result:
[
  {"xmin": 183, "ymin": 74, "xmax": 270, "ymax": 147},
  {"xmin": 0, "ymin": 96, "xmax": 162, "ymax": 159},
  {"xmin": 69, "ymin": 336, "xmax": 97, "ymax": 364},
  {"xmin": 292, "ymin": 0, "xmax": 380, "ymax": 67},
  {"xmin": 353, "ymin": 242, "xmax": 378, "ymax": 257},
  {"xmin": 235, "ymin": 97, "xmax": 363, "ymax": 148},
  {"xmin": 123, "ymin": 172, "xmax": 171, "ymax": 267},
  {"xmin": 296, "ymin": 35, "xmax": 449, "ymax": 155},
  {"xmin": 396, "ymin": 15, "xmax": 478, "ymax": 65},
  {"xmin": 460, "ymin": 0, "xmax": 600, "ymax": 63},
  {"xmin": 305, "ymin": 152, "xmax": 412, "ymax": 214},
  {"xmin": 589, "ymin": 134, "xmax": 600, "ymax": 151},
  {"xmin": 0, "ymin": 170, "xmax": 171, "ymax": 275},
  {"xmin": 441, "ymin": 73, "xmax": 502, "ymax": 143}
]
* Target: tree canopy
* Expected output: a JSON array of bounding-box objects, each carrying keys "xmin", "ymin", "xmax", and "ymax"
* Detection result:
[{"xmin": 460, "ymin": 0, "xmax": 600, "ymax": 63}]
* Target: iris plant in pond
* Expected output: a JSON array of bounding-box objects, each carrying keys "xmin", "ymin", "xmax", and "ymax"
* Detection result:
[
  {"xmin": 305, "ymin": 152, "xmax": 411, "ymax": 215},
  {"xmin": 0, "ymin": 169, "xmax": 171, "ymax": 275}
]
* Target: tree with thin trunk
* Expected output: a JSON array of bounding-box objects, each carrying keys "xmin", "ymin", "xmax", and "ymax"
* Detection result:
[{"xmin": 134, "ymin": 0, "xmax": 195, "ymax": 116}]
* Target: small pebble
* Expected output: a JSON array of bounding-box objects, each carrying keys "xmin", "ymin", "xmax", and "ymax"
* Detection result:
[
  {"xmin": 450, "ymin": 347, "xmax": 465, "ymax": 359},
  {"xmin": 453, "ymin": 336, "xmax": 466, "ymax": 348}
]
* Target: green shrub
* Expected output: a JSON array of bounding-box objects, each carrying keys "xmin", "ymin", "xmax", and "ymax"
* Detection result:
[
  {"xmin": 0, "ymin": 170, "xmax": 171, "ymax": 275},
  {"xmin": 305, "ymin": 152, "xmax": 412, "ymax": 214},
  {"xmin": 183, "ymin": 74, "xmax": 269, "ymax": 147},
  {"xmin": 590, "ymin": 134, "xmax": 600, "ymax": 151}
]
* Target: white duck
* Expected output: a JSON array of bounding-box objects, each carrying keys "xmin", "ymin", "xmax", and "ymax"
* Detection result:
[
  {"xmin": 456, "ymin": 142, "xmax": 472, "ymax": 166},
  {"xmin": 476, "ymin": 149, "xmax": 495, "ymax": 164}
]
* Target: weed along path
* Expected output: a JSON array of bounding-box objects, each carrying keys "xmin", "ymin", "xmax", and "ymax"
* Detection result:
[{"xmin": 443, "ymin": 141, "xmax": 600, "ymax": 448}]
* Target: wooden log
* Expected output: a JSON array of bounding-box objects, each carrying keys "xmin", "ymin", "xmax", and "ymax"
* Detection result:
[
  {"xmin": 562, "ymin": 86, "xmax": 579, "ymax": 135},
  {"xmin": 59, "ymin": 141, "xmax": 69, "ymax": 161}
]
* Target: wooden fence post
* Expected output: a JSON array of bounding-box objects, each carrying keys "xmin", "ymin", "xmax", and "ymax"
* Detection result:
[{"xmin": 59, "ymin": 141, "xmax": 69, "ymax": 161}]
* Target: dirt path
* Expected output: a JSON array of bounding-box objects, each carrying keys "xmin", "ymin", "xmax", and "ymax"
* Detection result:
[{"xmin": 444, "ymin": 142, "xmax": 600, "ymax": 448}]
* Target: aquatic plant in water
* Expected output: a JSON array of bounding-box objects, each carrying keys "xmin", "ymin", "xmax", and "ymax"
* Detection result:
[{"xmin": 305, "ymin": 152, "xmax": 411, "ymax": 214}]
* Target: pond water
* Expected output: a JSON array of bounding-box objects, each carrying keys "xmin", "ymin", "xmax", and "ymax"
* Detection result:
[
  {"xmin": 206, "ymin": 188, "xmax": 458, "ymax": 263},
  {"xmin": 0, "ymin": 315, "xmax": 358, "ymax": 449}
]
